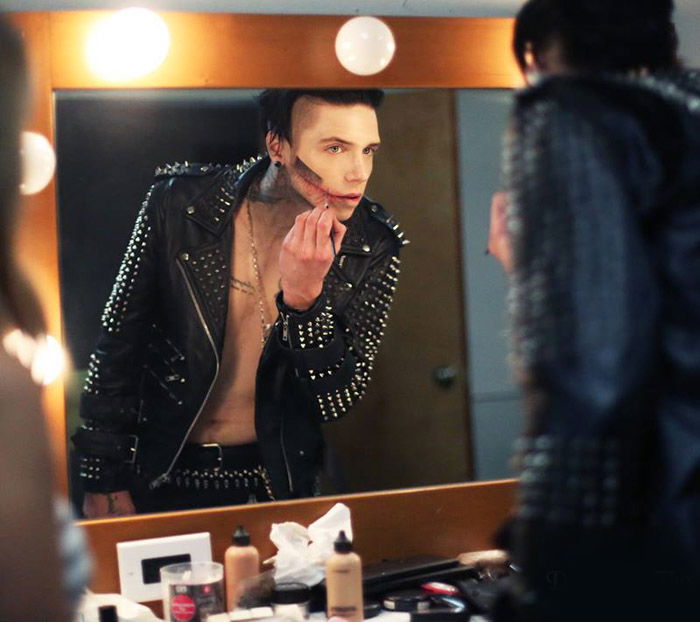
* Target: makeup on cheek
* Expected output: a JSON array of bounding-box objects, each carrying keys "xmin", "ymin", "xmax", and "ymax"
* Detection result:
[
  {"xmin": 293, "ymin": 156, "xmax": 327, "ymax": 203},
  {"xmin": 293, "ymin": 156, "xmax": 324, "ymax": 186},
  {"xmin": 294, "ymin": 156, "xmax": 362, "ymax": 204},
  {"xmin": 294, "ymin": 157, "xmax": 338, "ymax": 257}
]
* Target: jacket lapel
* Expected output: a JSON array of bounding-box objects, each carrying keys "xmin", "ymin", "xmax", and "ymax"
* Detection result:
[
  {"xmin": 184, "ymin": 157, "xmax": 264, "ymax": 236},
  {"xmin": 178, "ymin": 157, "xmax": 266, "ymax": 348},
  {"xmin": 331, "ymin": 199, "xmax": 374, "ymax": 286}
]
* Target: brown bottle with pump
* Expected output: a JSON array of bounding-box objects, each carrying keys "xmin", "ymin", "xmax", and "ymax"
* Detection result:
[
  {"xmin": 325, "ymin": 530, "xmax": 364, "ymax": 622},
  {"xmin": 224, "ymin": 525, "xmax": 260, "ymax": 610}
]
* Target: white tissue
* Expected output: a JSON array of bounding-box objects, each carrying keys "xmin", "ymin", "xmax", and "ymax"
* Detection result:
[
  {"xmin": 269, "ymin": 503, "xmax": 352, "ymax": 586},
  {"xmin": 74, "ymin": 590, "xmax": 163, "ymax": 622}
]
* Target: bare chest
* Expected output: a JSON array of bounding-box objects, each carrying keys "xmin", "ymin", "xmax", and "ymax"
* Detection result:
[{"xmin": 228, "ymin": 204, "xmax": 286, "ymax": 340}]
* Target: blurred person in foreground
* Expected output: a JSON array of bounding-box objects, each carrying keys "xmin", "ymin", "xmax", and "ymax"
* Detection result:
[
  {"xmin": 0, "ymin": 16, "xmax": 88, "ymax": 619},
  {"xmin": 488, "ymin": 1, "xmax": 700, "ymax": 620}
]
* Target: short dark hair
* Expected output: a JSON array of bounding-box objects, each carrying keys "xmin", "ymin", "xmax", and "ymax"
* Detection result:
[
  {"xmin": 513, "ymin": 0, "xmax": 679, "ymax": 74},
  {"xmin": 257, "ymin": 89, "xmax": 384, "ymax": 143}
]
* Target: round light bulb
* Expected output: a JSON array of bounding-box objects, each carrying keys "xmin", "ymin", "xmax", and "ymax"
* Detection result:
[
  {"xmin": 2, "ymin": 330, "xmax": 66, "ymax": 386},
  {"xmin": 19, "ymin": 131, "xmax": 56, "ymax": 196},
  {"xmin": 31, "ymin": 335, "xmax": 66, "ymax": 386},
  {"xmin": 335, "ymin": 16, "xmax": 396, "ymax": 76},
  {"xmin": 86, "ymin": 8, "xmax": 171, "ymax": 82}
]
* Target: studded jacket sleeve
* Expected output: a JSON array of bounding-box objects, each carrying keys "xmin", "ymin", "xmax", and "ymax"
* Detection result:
[
  {"xmin": 501, "ymin": 79, "xmax": 666, "ymax": 612},
  {"xmin": 72, "ymin": 181, "xmax": 164, "ymax": 493},
  {"xmin": 274, "ymin": 234, "xmax": 402, "ymax": 424}
]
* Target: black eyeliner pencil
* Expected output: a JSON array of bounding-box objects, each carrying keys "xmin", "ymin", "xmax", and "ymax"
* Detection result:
[{"xmin": 325, "ymin": 196, "xmax": 337, "ymax": 257}]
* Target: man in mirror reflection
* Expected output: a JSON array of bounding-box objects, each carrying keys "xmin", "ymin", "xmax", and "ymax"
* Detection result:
[
  {"xmin": 73, "ymin": 89, "xmax": 407, "ymax": 517},
  {"xmin": 489, "ymin": 0, "xmax": 700, "ymax": 619}
]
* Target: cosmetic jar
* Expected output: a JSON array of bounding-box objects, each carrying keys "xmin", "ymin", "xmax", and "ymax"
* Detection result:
[{"xmin": 271, "ymin": 582, "xmax": 310, "ymax": 621}]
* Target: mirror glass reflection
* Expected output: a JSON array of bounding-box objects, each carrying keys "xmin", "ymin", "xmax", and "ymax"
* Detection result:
[{"xmin": 55, "ymin": 88, "xmax": 519, "ymax": 518}]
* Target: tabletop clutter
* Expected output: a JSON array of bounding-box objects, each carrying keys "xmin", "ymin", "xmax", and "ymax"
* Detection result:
[
  {"xmin": 208, "ymin": 503, "xmax": 364, "ymax": 622},
  {"xmin": 78, "ymin": 503, "xmax": 506, "ymax": 622}
]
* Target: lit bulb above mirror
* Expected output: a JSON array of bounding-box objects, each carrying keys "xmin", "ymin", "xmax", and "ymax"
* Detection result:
[
  {"xmin": 86, "ymin": 8, "xmax": 171, "ymax": 82},
  {"xmin": 335, "ymin": 16, "xmax": 396, "ymax": 76},
  {"xmin": 20, "ymin": 131, "xmax": 56, "ymax": 196},
  {"xmin": 3, "ymin": 330, "xmax": 66, "ymax": 386}
]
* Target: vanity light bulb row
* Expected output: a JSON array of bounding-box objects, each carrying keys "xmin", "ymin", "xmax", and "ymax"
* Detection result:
[{"xmin": 83, "ymin": 9, "xmax": 396, "ymax": 82}]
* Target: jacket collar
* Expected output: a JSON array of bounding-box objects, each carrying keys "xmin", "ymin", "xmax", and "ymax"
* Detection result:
[
  {"xmin": 339, "ymin": 198, "xmax": 373, "ymax": 256},
  {"xmin": 184, "ymin": 156, "xmax": 267, "ymax": 236}
]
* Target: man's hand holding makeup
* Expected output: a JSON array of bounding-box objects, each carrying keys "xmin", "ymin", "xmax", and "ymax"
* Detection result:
[{"xmin": 279, "ymin": 202, "xmax": 347, "ymax": 311}]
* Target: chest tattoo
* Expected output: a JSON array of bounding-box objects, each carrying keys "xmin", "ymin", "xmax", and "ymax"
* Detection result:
[{"xmin": 230, "ymin": 276, "xmax": 255, "ymax": 295}]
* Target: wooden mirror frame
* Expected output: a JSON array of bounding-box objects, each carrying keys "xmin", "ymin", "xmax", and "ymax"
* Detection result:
[{"xmin": 9, "ymin": 11, "xmax": 519, "ymax": 595}]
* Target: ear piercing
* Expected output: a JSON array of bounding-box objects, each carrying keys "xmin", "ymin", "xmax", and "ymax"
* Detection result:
[{"xmin": 273, "ymin": 160, "xmax": 282, "ymax": 168}]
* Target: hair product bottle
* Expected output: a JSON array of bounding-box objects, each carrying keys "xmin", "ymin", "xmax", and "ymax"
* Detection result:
[
  {"xmin": 224, "ymin": 525, "xmax": 260, "ymax": 611},
  {"xmin": 325, "ymin": 530, "xmax": 364, "ymax": 622}
]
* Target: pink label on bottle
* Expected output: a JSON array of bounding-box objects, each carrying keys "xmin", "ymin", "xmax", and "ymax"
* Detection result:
[{"xmin": 170, "ymin": 594, "xmax": 196, "ymax": 621}]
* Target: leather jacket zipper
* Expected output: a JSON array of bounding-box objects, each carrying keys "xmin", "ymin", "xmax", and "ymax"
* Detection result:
[
  {"xmin": 281, "ymin": 313, "xmax": 289, "ymax": 342},
  {"xmin": 149, "ymin": 259, "xmax": 221, "ymax": 489},
  {"xmin": 262, "ymin": 313, "xmax": 294, "ymax": 495}
]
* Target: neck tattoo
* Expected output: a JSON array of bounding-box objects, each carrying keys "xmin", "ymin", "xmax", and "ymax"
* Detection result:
[{"xmin": 251, "ymin": 159, "xmax": 312, "ymax": 209}]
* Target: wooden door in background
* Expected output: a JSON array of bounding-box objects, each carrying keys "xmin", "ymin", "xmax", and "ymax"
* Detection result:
[{"xmin": 324, "ymin": 90, "xmax": 473, "ymax": 493}]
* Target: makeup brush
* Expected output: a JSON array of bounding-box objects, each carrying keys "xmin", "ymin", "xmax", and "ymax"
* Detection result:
[{"xmin": 326, "ymin": 193, "xmax": 337, "ymax": 257}]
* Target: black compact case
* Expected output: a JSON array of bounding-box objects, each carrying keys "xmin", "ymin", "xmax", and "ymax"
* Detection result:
[{"xmin": 363, "ymin": 555, "xmax": 475, "ymax": 597}]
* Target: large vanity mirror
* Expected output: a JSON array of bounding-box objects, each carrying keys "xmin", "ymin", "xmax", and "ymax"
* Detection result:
[{"xmin": 12, "ymin": 11, "xmax": 523, "ymax": 520}]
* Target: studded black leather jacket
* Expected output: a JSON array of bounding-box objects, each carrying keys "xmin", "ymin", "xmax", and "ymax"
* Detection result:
[
  {"xmin": 499, "ymin": 70, "xmax": 700, "ymax": 616},
  {"xmin": 72, "ymin": 156, "xmax": 407, "ymax": 500}
]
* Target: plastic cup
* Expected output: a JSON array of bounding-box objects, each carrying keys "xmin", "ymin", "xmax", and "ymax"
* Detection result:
[{"xmin": 161, "ymin": 561, "xmax": 225, "ymax": 622}]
